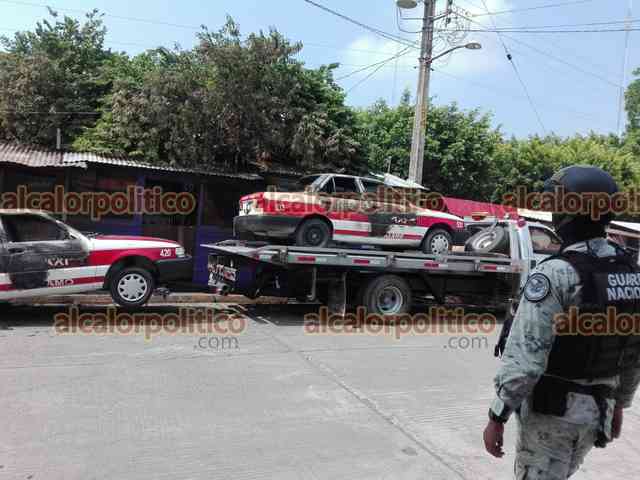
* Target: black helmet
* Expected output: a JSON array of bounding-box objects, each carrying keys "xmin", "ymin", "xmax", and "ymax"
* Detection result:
[{"xmin": 542, "ymin": 165, "xmax": 619, "ymax": 234}]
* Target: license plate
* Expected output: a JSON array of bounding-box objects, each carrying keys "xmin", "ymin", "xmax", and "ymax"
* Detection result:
[
  {"xmin": 240, "ymin": 200, "xmax": 252, "ymax": 216},
  {"xmin": 208, "ymin": 255, "xmax": 237, "ymax": 286}
]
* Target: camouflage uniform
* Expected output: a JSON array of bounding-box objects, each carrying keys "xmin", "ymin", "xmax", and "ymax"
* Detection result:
[{"xmin": 490, "ymin": 238, "xmax": 640, "ymax": 479}]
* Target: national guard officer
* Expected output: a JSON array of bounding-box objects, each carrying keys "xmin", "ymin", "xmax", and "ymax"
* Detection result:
[{"xmin": 483, "ymin": 165, "xmax": 640, "ymax": 479}]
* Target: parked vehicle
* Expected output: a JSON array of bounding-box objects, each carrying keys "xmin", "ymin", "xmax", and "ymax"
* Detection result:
[
  {"xmin": 0, "ymin": 210, "xmax": 193, "ymax": 307},
  {"xmin": 234, "ymin": 173, "xmax": 466, "ymax": 255},
  {"xmin": 205, "ymin": 218, "xmax": 562, "ymax": 315}
]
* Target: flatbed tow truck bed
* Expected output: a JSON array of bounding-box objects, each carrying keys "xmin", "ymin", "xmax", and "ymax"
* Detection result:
[
  {"xmin": 201, "ymin": 218, "xmax": 554, "ymax": 316},
  {"xmin": 205, "ymin": 242, "xmax": 524, "ymax": 275}
]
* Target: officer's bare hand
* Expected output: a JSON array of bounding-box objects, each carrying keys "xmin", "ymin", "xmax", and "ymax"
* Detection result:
[
  {"xmin": 612, "ymin": 405, "xmax": 623, "ymax": 439},
  {"xmin": 483, "ymin": 419, "xmax": 505, "ymax": 458}
]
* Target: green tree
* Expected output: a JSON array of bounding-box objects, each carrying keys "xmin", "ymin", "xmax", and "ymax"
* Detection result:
[
  {"xmin": 625, "ymin": 68, "xmax": 640, "ymax": 134},
  {"xmin": 490, "ymin": 134, "xmax": 640, "ymax": 204},
  {"xmin": 357, "ymin": 92, "xmax": 502, "ymax": 200},
  {"xmin": 0, "ymin": 10, "xmax": 113, "ymax": 147},
  {"xmin": 74, "ymin": 47, "xmax": 217, "ymax": 166},
  {"xmin": 77, "ymin": 17, "xmax": 364, "ymax": 173}
]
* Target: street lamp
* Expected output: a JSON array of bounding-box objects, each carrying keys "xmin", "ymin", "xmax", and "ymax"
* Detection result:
[
  {"xmin": 396, "ymin": 0, "xmax": 419, "ymax": 8},
  {"xmin": 428, "ymin": 42, "xmax": 482, "ymax": 64},
  {"xmin": 398, "ymin": 0, "xmax": 483, "ymax": 184}
]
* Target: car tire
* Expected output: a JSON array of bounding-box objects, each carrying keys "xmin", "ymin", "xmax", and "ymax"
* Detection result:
[
  {"xmin": 360, "ymin": 275, "xmax": 412, "ymax": 316},
  {"xmin": 422, "ymin": 228, "xmax": 453, "ymax": 255},
  {"xmin": 110, "ymin": 267, "xmax": 155, "ymax": 308},
  {"xmin": 295, "ymin": 218, "xmax": 332, "ymax": 248},
  {"xmin": 464, "ymin": 227, "xmax": 508, "ymax": 254}
]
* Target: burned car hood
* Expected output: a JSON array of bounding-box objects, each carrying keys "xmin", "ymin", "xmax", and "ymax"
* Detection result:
[
  {"xmin": 91, "ymin": 235, "xmax": 180, "ymax": 248},
  {"xmin": 411, "ymin": 207, "xmax": 464, "ymax": 224}
]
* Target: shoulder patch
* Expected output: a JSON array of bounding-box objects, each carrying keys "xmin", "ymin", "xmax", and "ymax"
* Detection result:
[{"xmin": 524, "ymin": 273, "xmax": 551, "ymax": 302}]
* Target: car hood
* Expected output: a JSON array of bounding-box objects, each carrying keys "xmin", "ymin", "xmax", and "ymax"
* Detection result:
[
  {"xmin": 411, "ymin": 208, "xmax": 464, "ymax": 223},
  {"xmin": 91, "ymin": 235, "xmax": 180, "ymax": 249}
]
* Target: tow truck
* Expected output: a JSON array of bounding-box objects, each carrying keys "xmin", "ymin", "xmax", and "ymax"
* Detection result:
[{"xmin": 203, "ymin": 217, "xmax": 562, "ymax": 315}]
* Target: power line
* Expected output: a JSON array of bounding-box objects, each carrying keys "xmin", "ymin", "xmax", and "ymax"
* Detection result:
[
  {"xmin": 617, "ymin": 0, "xmax": 634, "ymax": 136},
  {"xmin": 303, "ymin": 42, "xmax": 412, "ymax": 55},
  {"xmin": 500, "ymin": 34, "xmax": 622, "ymax": 88},
  {"xmin": 431, "ymin": 69, "xmax": 608, "ymax": 123},
  {"xmin": 336, "ymin": 46, "xmax": 413, "ymax": 81},
  {"xmin": 473, "ymin": 0, "xmax": 595, "ymax": 17},
  {"xmin": 301, "ymin": 0, "xmax": 418, "ymax": 49},
  {"xmin": 462, "ymin": 15, "xmax": 623, "ymax": 90},
  {"xmin": 439, "ymin": 27, "xmax": 640, "ymax": 33},
  {"xmin": 516, "ymin": 32, "xmax": 614, "ymax": 80},
  {"xmin": 0, "ymin": 0, "xmax": 202, "ymax": 30},
  {"xmin": 480, "ymin": 0, "xmax": 546, "ymax": 133},
  {"xmin": 346, "ymin": 48, "xmax": 413, "ymax": 94},
  {"xmin": 1, "ymin": 0, "xmax": 418, "ymax": 52},
  {"xmin": 504, "ymin": 42, "xmax": 617, "ymax": 97},
  {"xmin": 0, "ymin": 26, "xmax": 416, "ymax": 56},
  {"xmin": 462, "ymin": 18, "xmax": 640, "ymax": 30}
]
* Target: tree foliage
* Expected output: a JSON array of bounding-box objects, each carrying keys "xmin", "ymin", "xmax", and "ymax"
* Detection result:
[
  {"xmin": 0, "ymin": 9, "xmax": 112, "ymax": 147},
  {"xmin": 1, "ymin": 11, "xmax": 639, "ymax": 203},
  {"xmin": 357, "ymin": 90, "xmax": 502, "ymax": 200},
  {"xmin": 75, "ymin": 17, "xmax": 363, "ymax": 173},
  {"xmin": 489, "ymin": 134, "xmax": 639, "ymax": 203}
]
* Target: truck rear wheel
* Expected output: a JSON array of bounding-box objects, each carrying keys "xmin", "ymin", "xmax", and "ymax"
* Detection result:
[{"xmin": 360, "ymin": 275, "xmax": 412, "ymax": 316}]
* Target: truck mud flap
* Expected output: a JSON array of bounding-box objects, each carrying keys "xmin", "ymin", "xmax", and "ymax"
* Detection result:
[
  {"xmin": 327, "ymin": 272, "xmax": 347, "ymax": 316},
  {"xmin": 420, "ymin": 274, "xmax": 446, "ymax": 304}
]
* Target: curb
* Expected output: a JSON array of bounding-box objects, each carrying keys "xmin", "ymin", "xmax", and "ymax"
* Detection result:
[{"xmin": 15, "ymin": 293, "xmax": 288, "ymax": 307}]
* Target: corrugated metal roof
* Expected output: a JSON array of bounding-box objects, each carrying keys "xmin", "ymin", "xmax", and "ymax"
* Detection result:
[
  {"xmin": 63, "ymin": 151, "xmax": 262, "ymax": 180},
  {"xmin": 0, "ymin": 142, "xmax": 79, "ymax": 168},
  {"xmin": 248, "ymin": 160, "xmax": 304, "ymax": 177},
  {"xmin": 0, "ymin": 142, "xmax": 262, "ymax": 180}
]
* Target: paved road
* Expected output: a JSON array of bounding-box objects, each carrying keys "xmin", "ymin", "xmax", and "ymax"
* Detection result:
[{"xmin": 1, "ymin": 303, "xmax": 639, "ymax": 479}]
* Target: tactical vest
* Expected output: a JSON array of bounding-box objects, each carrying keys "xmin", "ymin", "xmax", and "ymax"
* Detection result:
[{"xmin": 543, "ymin": 246, "xmax": 640, "ymax": 381}]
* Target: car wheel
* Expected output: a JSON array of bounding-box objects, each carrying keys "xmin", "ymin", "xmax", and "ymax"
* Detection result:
[
  {"xmin": 110, "ymin": 267, "xmax": 155, "ymax": 308},
  {"xmin": 422, "ymin": 228, "xmax": 453, "ymax": 255},
  {"xmin": 295, "ymin": 218, "xmax": 331, "ymax": 248},
  {"xmin": 361, "ymin": 275, "xmax": 412, "ymax": 316},
  {"xmin": 464, "ymin": 226, "xmax": 508, "ymax": 254}
]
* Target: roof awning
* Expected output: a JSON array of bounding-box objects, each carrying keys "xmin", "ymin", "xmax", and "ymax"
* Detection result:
[
  {"xmin": 518, "ymin": 209, "xmax": 553, "ymax": 223},
  {"xmin": 608, "ymin": 221, "xmax": 640, "ymax": 240}
]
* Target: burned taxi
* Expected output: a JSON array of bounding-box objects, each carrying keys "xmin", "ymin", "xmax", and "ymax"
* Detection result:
[{"xmin": 0, "ymin": 210, "xmax": 192, "ymax": 307}]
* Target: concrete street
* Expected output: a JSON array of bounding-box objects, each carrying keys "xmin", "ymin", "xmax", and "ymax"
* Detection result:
[{"xmin": 1, "ymin": 303, "xmax": 639, "ymax": 480}]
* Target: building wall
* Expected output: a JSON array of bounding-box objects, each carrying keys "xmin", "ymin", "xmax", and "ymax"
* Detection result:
[{"xmin": 0, "ymin": 163, "xmax": 263, "ymax": 285}]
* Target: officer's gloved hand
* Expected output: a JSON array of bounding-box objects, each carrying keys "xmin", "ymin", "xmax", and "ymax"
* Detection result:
[
  {"xmin": 612, "ymin": 405, "xmax": 624, "ymax": 439},
  {"xmin": 483, "ymin": 420, "xmax": 505, "ymax": 458}
]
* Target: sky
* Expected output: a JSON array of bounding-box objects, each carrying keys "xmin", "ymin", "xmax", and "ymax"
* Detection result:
[{"xmin": 1, "ymin": 0, "xmax": 638, "ymax": 138}]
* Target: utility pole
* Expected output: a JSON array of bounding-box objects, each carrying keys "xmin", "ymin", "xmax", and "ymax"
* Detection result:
[
  {"xmin": 407, "ymin": 0, "xmax": 436, "ymax": 185},
  {"xmin": 617, "ymin": 0, "xmax": 633, "ymax": 137}
]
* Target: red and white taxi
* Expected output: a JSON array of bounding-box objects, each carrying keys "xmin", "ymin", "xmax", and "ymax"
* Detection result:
[
  {"xmin": 0, "ymin": 210, "xmax": 192, "ymax": 307},
  {"xmin": 234, "ymin": 174, "xmax": 465, "ymax": 254}
]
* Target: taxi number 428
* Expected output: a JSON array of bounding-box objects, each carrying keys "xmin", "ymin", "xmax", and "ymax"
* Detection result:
[{"xmin": 160, "ymin": 248, "xmax": 173, "ymax": 258}]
